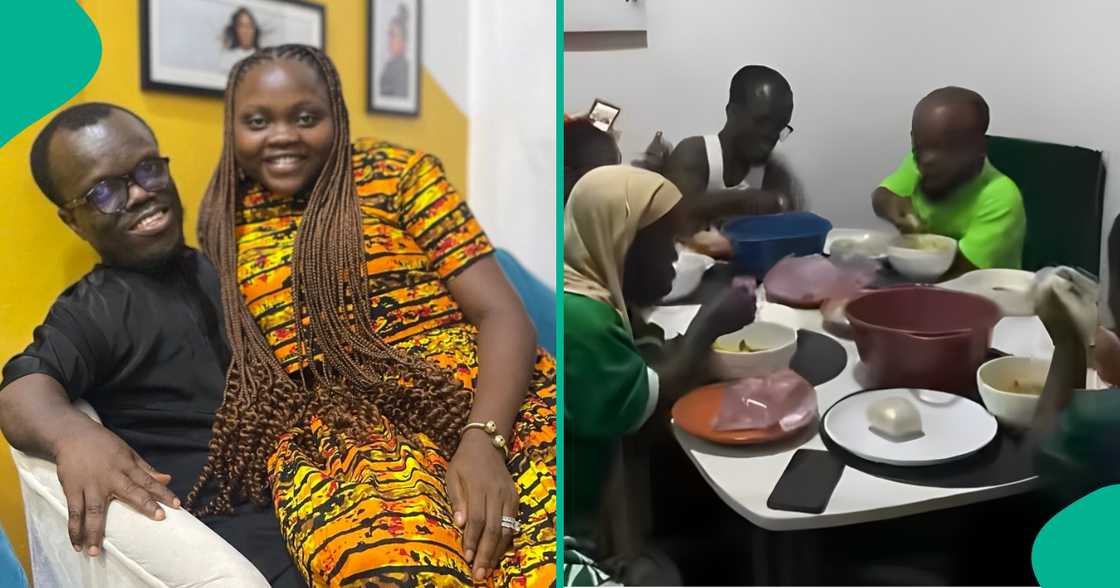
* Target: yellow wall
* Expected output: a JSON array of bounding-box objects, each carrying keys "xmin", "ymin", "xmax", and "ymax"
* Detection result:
[{"xmin": 0, "ymin": 0, "xmax": 468, "ymax": 574}]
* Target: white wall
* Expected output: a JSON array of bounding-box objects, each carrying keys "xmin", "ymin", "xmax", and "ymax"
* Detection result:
[
  {"xmin": 565, "ymin": 0, "xmax": 1120, "ymax": 282},
  {"xmin": 422, "ymin": 1, "xmax": 557, "ymax": 286},
  {"xmin": 422, "ymin": 0, "xmax": 470, "ymax": 112},
  {"xmin": 467, "ymin": 1, "xmax": 557, "ymax": 286}
]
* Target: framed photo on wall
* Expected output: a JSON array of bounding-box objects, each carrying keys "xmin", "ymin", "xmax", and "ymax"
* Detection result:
[
  {"xmin": 140, "ymin": 0, "xmax": 325, "ymax": 96},
  {"xmin": 588, "ymin": 99, "xmax": 620, "ymax": 132},
  {"xmin": 368, "ymin": 0, "xmax": 421, "ymax": 116}
]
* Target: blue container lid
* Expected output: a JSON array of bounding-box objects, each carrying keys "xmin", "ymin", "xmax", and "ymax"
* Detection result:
[{"xmin": 722, "ymin": 212, "xmax": 833, "ymax": 242}]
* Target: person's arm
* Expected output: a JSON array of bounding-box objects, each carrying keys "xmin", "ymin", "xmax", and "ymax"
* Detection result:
[
  {"xmin": 1032, "ymin": 342, "xmax": 1087, "ymax": 438},
  {"xmin": 1, "ymin": 337, "xmax": 179, "ymax": 557},
  {"xmin": 873, "ymin": 154, "xmax": 924, "ymax": 233},
  {"xmin": 763, "ymin": 155, "xmax": 798, "ymax": 210},
  {"xmin": 445, "ymin": 257, "xmax": 536, "ymax": 579},
  {"xmin": 647, "ymin": 282, "xmax": 757, "ymax": 410},
  {"xmin": 448, "ymin": 257, "xmax": 535, "ymax": 450},
  {"xmin": 1031, "ymin": 270, "xmax": 1096, "ymax": 436},
  {"xmin": 394, "ymin": 151, "xmax": 532, "ymax": 581},
  {"xmin": 663, "ymin": 139, "xmax": 710, "ymax": 233},
  {"xmin": 872, "ymin": 187, "xmax": 923, "ymax": 233}
]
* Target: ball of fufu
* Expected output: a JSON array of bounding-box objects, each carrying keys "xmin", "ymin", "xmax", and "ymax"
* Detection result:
[{"xmin": 866, "ymin": 396, "xmax": 923, "ymax": 440}]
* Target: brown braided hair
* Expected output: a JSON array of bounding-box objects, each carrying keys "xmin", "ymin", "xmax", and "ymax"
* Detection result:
[{"xmin": 191, "ymin": 44, "xmax": 473, "ymax": 516}]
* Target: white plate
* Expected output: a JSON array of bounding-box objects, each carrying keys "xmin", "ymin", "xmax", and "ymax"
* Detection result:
[
  {"xmin": 824, "ymin": 228, "xmax": 893, "ymax": 259},
  {"xmin": 939, "ymin": 269, "xmax": 1036, "ymax": 316},
  {"xmin": 823, "ymin": 388, "xmax": 998, "ymax": 466}
]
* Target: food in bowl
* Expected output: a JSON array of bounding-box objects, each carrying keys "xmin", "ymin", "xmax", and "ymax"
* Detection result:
[
  {"xmin": 713, "ymin": 339, "xmax": 770, "ymax": 353},
  {"xmin": 977, "ymin": 356, "xmax": 1049, "ymax": 428},
  {"xmin": 1008, "ymin": 379, "xmax": 1044, "ymax": 395},
  {"xmin": 866, "ymin": 396, "xmax": 924, "ymax": 441},
  {"xmin": 887, "ymin": 234, "xmax": 957, "ymax": 282},
  {"xmin": 894, "ymin": 234, "xmax": 955, "ymax": 252},
  {"xmin": 709, "ymin": 321, "xmax": 798, "ymax": 380}
]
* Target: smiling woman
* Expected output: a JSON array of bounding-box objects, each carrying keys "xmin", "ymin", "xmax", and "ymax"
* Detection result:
[{"xmin": 193, "ymin": 45, "xmax": 556, "ymax": 587}]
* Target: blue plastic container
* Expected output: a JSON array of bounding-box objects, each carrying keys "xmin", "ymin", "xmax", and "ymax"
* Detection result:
[{"xmin": 722, "ymin": 212, "xmax": 833, "ymax": 278}]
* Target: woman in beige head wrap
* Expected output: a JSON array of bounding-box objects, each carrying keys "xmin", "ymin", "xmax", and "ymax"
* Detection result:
[{"xmin": 563, "ymin": 166, "xmax": 756, "ymax": 585}]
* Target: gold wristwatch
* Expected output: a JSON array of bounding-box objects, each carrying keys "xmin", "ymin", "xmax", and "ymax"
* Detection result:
[{"xmin": 461, "ymin": 420, "xmax": 508, "ymax": 456}]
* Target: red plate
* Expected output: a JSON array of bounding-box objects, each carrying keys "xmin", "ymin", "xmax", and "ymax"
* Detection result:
[{"xmin": 671, "ymin": 382, "xmax": 811, "ymax": 445}]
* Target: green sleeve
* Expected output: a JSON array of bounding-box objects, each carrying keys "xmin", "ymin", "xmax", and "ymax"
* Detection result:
[
  {"xmin": 879, "ymin": 152, "xmax": 921, "ymax": 197},
  {"xmin": 957, "ymin": 177, "xmax": 1026, "ymax": 269},
  {"xmin": 1038, "ymin": 389, "xmax": 1120, "ymax": 492},
  {"xmin": 564, "ymin": 294, "xmax": 657, "ymax": 438}
]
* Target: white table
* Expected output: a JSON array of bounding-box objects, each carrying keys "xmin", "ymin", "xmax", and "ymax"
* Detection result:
[{"xmin": 648, "ymin": 299, "xmax": 1053, "ymax": 532}]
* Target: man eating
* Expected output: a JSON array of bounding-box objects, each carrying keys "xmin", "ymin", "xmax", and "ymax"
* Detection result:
[
  {"xmin": 0, "ymin": 103, "xmax": 301, "ymax": 586},
  {"xmin": 872, "ymin": 87, "xmax": 1026, "ymax": 275},
  {"xmin": 664, "ymin": 64, "xmax": 796, "ymax": 257}
]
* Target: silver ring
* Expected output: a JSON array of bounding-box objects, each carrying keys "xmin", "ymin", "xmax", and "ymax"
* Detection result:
[{"xmin": 500, "ymin": 516, "xmax": 520, "ymax": 532}]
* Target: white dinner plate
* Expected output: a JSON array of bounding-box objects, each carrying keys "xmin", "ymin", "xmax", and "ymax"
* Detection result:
[
  {"xmin": 823, "ymin": 388, "xmax": 998, "ymax": 466},
  {"xmin": 938, "ymin": 269, "xmax": 1037, "ymax": 316}
]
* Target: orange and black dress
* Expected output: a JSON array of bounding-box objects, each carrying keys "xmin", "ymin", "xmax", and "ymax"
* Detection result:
[{"xmin": 234, "ymin": 139, "xmax": 556, "ymax": 587}]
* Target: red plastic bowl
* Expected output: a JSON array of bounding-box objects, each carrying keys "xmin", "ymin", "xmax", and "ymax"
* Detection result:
[{"xmin": 845, "ymin": 286, "xmax": 1001, "ymax": 394}]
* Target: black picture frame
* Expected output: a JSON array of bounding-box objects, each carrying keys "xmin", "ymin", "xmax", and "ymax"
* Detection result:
[
  {"xmin": 140, "ymin": 0, "xmax": 326, "ymax": 97},
  {"xmin": 588, "ymin": 98, "xmax": 621, "ymax": 132},
  {"xmin": 367, "ymin": 0, "xmax": 422, "ymax": 116}
]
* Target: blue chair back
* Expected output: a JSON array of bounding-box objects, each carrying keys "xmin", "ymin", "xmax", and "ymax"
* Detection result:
[{"xmin": 493, "ymin": 249, "xmax": 556, "ymax": 355}]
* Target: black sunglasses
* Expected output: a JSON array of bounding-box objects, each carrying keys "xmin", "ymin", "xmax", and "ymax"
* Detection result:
[{"xmin": 61, "ymin": 157, "xmax": 171, "ymax": 215}]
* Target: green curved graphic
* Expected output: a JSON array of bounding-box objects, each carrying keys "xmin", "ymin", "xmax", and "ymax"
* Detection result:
[
  {"xmin": 0, "ymin": 1, "xmax": 101, "ymax": 149},
  {"xmin": 1033, "ymin": 484, "xmax": 1120, "ymax": 586}
]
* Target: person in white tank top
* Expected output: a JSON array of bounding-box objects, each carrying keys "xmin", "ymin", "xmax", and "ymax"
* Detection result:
[{"xmin": 663, "ymin": 65, "xmax": 796, "ymax": 257}]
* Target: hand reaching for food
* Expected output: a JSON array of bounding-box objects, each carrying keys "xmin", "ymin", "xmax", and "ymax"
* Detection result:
[
  {"xmin": 1032, "ymin": 266, "xmax": 1099, "ymax": 350},
  {"xmin": 692, "ymin": 277, "xmax": 758, "ymax": 339},
  {"xmin": 887, "ymin": 197, "xmax": 924, "ymax": 233}
]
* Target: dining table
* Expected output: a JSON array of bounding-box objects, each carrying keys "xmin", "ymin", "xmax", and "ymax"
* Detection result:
[{"xmin": 647, "ymin": 261, "xmax": 1060, "ymax": 583}]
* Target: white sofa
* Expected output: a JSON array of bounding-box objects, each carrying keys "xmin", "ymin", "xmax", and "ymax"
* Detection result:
[{"xmin": 9, "ymin": 401, "xmax": 269, "ymax": 587}]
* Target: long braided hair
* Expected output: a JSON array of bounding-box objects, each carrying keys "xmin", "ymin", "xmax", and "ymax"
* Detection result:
[{"xmin": 192, "ymin": 45, "xmax": 473, "ymax": 516}]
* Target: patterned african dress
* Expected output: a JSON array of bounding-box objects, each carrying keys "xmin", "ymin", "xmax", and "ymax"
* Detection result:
[{"xmin": 234, "ymin": 139, "xmax": 557, "ymax": 587}]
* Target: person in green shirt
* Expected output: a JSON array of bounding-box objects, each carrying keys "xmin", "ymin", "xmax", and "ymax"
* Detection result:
[
  {"xmin": 563, "ymin": 165, "xmax": 756, "ymax": 584},
  {"xmin": 872, "ymin": 87, "xmax": 1026, "ymax": 275}
]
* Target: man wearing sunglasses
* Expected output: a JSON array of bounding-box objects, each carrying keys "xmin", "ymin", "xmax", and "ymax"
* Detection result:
[
  {"xmin": 0, "ymin": 103, "xmax": 301, "ymax": 586},
  {"xmin": 663, "ymin": 64, "xmax": 797, "ymax": 258},
  {"xmin": 872, "ymin": 87, "xmax": 1026, "ymax": 276}
]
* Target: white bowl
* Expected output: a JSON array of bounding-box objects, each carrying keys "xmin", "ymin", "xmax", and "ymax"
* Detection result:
[
  {"xmin": 709, "ymin": 321, "xmax": 798, "ymax": 380},
  {"xmin": 976, "ymin": 356, "xmax": 1048, "ymax": 428},
  {"xmin": 887, "ymin": 234, "xmax": 958, "ymax": 282},
  {"xmin": 825, "ymin": 228, "xmax": 892, "ymax": 260},
  {"xmin": 663, "ymin": 251, "xmax": 715, "ymax": 302},
  {"xmin": 940, "ymin": 269, "xmax": 1036, "ymax": 316}
]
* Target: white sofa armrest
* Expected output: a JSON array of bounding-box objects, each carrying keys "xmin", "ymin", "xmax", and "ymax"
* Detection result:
[{"xmin": 10, "ymin": 401, "xmax": 269, "ymax": 587}]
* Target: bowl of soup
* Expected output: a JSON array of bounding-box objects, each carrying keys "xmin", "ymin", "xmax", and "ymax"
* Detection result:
[
  {"xmin": 976, "ymin": 356, "xmax": 1049, "ymax": 428},
  {"xmin": 710, "ymin": 321, "xmax": 798, "ymax": 380},
  {"xmin": 887, "ymin": 234, "xmax": 957, "ymax": 282}
]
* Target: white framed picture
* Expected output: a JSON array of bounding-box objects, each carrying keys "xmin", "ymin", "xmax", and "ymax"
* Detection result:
[
  {"xmin": 368, "ymin": 0, "xmax": 421, "ymax": 116},
  {"xmin": 141, "ymin": 0, "xmax": 325, "ymax": 96}
]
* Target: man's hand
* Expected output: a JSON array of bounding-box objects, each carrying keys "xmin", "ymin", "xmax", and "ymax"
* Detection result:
[
  {"xmin": 53, "ymin": 420, "xmax": 179, "ymax": 556},
  {"xmin": 873, "ymin": 188, "xmax": 924, "ymax": 233}
]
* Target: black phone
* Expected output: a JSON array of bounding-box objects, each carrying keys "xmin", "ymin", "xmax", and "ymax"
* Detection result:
[{"xmin": 766, "ymin": 449, "xmax": 845, "ymax": 514}]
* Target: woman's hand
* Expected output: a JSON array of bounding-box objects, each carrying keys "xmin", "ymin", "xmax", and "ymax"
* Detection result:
[
  {"xmin": 446, "ymin": 431, "xmax": 519, "ymax": 581},
  {"xmin": 691, "ymin": 279, "xmax": 758, "ymax": 340}
]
